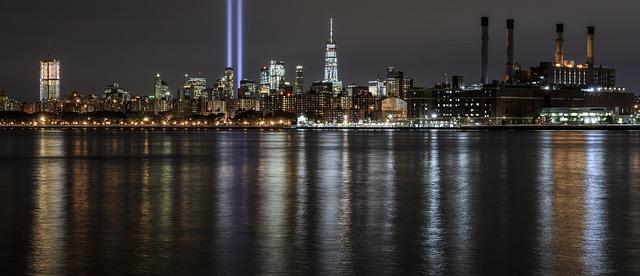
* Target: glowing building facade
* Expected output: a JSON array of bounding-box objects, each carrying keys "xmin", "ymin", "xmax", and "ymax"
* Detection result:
[
  {"xmin": 324, "ymin": 18, "xmax": 342, "ymax": 94},
  {"xmin": 223, "ymin": 67, "xmax": 235, "ymax": 99},
  {"xmin": 153, "ymin": 74, "xmax": 170, "ymax": 99},
  {"xmin": 259, "ymin": 66, "xmax": 270, "ymax": 95},
  {"xmin": 295, "ymin": 65, "xmax": 304, "ymax": 94},
  {"xmin": 40, "ymin": 58, "xmax": 60, "ymax": 101},
  {"xmin": 269, "ymin": 60, "xmax": 285, "ymax": 92},
  {"xmin": 183, "ymin": 76, "xmax": 207, "ymax": 99}
]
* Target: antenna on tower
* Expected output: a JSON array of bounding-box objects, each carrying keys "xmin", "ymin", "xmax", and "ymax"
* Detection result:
[{"xmin": 329, "ymin": 18, "xmax": 334, "ymax": 43}]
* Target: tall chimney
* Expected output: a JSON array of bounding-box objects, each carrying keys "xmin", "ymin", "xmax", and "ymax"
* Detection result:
[
  {"xmin": 587, "ymin": 26, "xmax": 595, "ymax": 66},
  {"xmin": 505, "ymin": 19, "xmax": 515, "ymax": 84},
  {"xmin": 555, "ymin": 23, "xmax": 564, "ymax": 65},
  {"xmin": 481, "ymin": 17, "xmax": 489, "ymax": 84}
]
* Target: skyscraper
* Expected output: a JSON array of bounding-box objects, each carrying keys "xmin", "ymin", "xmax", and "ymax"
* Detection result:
[
  {"xmin": 324, "ymin": 18, "xmax": 342, "ymax": 94},
  {"xmin": 223, "ymin": 67, "xmax": 235, "ymax": 99},
  {"xmin": 385, "ymin": 67, "xmax": 404, "ymax": 98},
  {"xmin": 40, "ymin": 58, "xmax": 60, "ymax": 101},
  {"xmin": 268, "ymin": 60, "xmax": 285, "ymax": 92},
  {"xmin": 295, "ymin": 65, "xmax": 304, "ymax": 94},
  {"xmin": 259, "ymin": 66, "xmax": 270, "ymax": 95},
  {"xmin": 183, "ymin": 75, "xmax": 207, "ymax": 99},
  {"xmin": 239, "ymin": 79, "xmax": 257, "ymax": 99},
  {"xmin": 153, "ymin": 74, "xmax": 170, "ymax": 99}
]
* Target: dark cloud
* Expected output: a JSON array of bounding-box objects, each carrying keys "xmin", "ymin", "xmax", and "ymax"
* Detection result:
[{"xmin": 1, "ymin": 0, "xmax": 639, "ymax": 100}]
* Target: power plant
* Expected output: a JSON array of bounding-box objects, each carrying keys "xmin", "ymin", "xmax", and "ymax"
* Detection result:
[
  {"xmin": 403, "ymin": 17, "xmax": 635, "ymax": 126},
  {"xmin": 476, "ymin": 17, "xmax": 617, "ymax": 90}
]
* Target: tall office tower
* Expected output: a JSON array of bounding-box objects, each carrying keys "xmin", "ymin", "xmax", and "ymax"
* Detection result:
[
  {"xmin": 223, "ymin": 67, "xmax": 235, "ymax": 99},
  {"xmin": 239, "ymin": 80, "xmax": 257, "ymax": 99},
  {"xmin": 295, "ymin": 65, "xmax": 304, "ymax": 94},
  {"xmin": 40, "ymin": 58, "xmax": 60, "ymax": 101},
  {"xmin": 153, "ymin": 74, "xmax": 170, "ymax": 99},
  {"xmin": 183, "ymin": 76, "xmax": 207, "ymax": 99},
  {"xmin": 401, "ymin": 78, "xmax": 413, "ymax": 99},
  {"xmin": 385, "ymin": 67, "xmax": 404, "ymax": 98},
  {"xmin": 268, "ymin": 60, "xmax": 285, "ymax": 92},
  {"xmin": 368, "ymin": 79, "xmax": 386, "ymax": 97},
  {"xmin": 259, "ymin": 66, "xmax": 270, "ymax": 95},
  {"xmin": 324, "ymin": 18, "xmax": 342, "ymax": 94}
]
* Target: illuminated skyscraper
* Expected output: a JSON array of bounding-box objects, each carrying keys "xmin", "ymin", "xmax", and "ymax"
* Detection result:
[
  {"xmin": 183, "ymin": 75, "xmax": 207, "ymax": 99},
  {"xmin": 295, "ymin": 65, "xmax": 304, "ymax": 94},
  {"xmin": 269, "ymin": 60, "xmax": 285, "ymax": 92},
  {"xmin": 324, "ymin": 18, "xmax": 342, "ymax": 94},
  {"xmin": 259, "ymin": 66, "xmax": 270, "ymax": 95},
  {"xmin": 153, "ymin": 73, "xmax": 170, "ymax": 99},
  {"xmin": 223, "ymin": 67, "xmax": 235, "ymax": 98},
  {"xmin": 239, "ymin": 79, "xmax": 257, "ymax": 99},
  {"xmin": 40, "ymin": 58, "xmax": 60, "ymax": 101},
  {"xmin": 385, "ymin": 67, "xmax": 404, "ymax": 98}
]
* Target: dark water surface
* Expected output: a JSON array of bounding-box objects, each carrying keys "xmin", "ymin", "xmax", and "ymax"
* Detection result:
[{"xmin": 1, "ymin": 129, "xmax": 639, "ymax": 275}]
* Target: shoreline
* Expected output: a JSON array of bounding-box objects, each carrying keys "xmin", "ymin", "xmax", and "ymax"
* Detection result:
[{"xmin": 1, "ymin": 125, "xmax": 640, "ymax": 131}]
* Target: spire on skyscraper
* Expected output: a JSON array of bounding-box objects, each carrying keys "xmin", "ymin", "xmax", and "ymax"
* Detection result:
[
  {"xmin": 324, "ymin": 18, "xmax": 341, "ymax": 94},
  {"xmin": 329, "ymin": 18, "xmax": 334, "ymax": 43}
]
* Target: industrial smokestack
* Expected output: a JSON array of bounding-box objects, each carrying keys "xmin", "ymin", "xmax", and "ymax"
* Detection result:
[
  {"xmin": 587, "ymin": 26, "xmax": 595, "ymax": 66},
  {"xmin": 555, "ymin": 23, "xmax": 564, "ymax": 65},
  {"xmin": 481, "ymin": 17, "xmax": 489, "ymax": 85},
  {"xmin": 505, "ymin": 19, "xmax": 515, "ymax": 84}
]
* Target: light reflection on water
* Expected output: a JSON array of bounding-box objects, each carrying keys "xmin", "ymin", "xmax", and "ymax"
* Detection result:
[{"xmin": 0, "ymin": 129, "xmax": 639, "ymax": 274}]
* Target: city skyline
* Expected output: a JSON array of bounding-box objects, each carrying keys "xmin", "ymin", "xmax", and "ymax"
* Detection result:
[{"xmin": 1, "ymin": 0, "xmax": 639, "ymax": 101}]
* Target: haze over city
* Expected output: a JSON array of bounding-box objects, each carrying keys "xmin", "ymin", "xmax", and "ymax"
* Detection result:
[{"xmin": 1, "ymin": 0, "xmax": 639, "ymax": 101}]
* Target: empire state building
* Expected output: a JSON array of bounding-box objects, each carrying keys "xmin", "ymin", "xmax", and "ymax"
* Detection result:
[{"xmin": 324, "ymin": 18, "xmax": 342, "ymax": 94}]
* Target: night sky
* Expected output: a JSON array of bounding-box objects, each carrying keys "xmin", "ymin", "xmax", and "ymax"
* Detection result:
[{"xmin": 1, "ymin": 0, "xmax": 639, "ymax": 101}]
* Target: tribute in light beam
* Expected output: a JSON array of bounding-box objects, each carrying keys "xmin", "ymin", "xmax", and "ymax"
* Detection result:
[
  {"xmin": 226, "ymin": 0, "xmax": 233, "ymax": 68},
  {"xmin": 236, "ymin": 0, "xmax": 243, "ymax": 88}
]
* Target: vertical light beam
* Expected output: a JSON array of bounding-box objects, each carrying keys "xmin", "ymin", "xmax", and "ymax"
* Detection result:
[
  {"xmin": 226, "ymin": 0, "xmax": 233, "ymax": 68},
  {"xmin": 236, "ymin": 0, "xmax": 243, "ymax": 88}
]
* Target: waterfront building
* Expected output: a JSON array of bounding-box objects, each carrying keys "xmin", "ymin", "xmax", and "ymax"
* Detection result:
[
  {"xmin": 40, "ymin": 58, "xmax": 61, "ymax": 102},
  {"xmin": 540, "ymin": 107, "xmax": 621, "ymax": 124}
]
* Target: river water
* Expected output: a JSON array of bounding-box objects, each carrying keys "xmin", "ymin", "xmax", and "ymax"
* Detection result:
[{"xmin": 1, "ymin": 129, "xmax": 639, "ymax": 274}]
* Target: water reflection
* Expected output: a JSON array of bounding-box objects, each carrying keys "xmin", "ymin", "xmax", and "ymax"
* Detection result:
[
  {"xmin": 452, "ymin": 132, "xmax": 472, "ymax": 275},
  {"xmin": 424, "ymin": 132, "xmax": 444, "ymax": 272},
  {"xmin": 30, "ymin": 130, "xmax": 67, "ymax": 275},
  {"xmin": 0, "ymin": 129, "xmax": 636, "ymax": 274}
]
